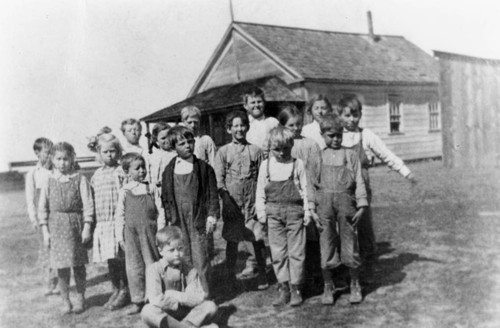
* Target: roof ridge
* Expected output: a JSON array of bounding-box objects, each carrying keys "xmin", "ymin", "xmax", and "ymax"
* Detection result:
[{"xmin": 233, "ymin": 20, "xmax": 404, "ymax": 39}]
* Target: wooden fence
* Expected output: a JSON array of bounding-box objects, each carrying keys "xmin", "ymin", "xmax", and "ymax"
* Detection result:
[{"xmin": 435, "ymin": 51, "xmax": 500, "ymax": 168}]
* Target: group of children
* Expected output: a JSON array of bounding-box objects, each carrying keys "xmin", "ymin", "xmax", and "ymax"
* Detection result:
[{"xmin": 26, "ymin": 87, "xmax": 415, "ymax": 327}]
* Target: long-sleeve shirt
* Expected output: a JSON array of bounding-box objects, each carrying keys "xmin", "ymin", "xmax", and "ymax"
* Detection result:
[
  {"xmin": 342, "ymin": 127, "xmax": 411, "ymax": 178},
  {"xmin": 255, "ymin": 157, "xmax": 310, "ymax": 220},
  {"xmin": 301, "ymin": 121, "xmax": 326, "ymax": 149},
  {"xmin": 114, "ymin": 181, "xmax": 164, "ymax": 243},
  {"xmin": 123, "ymin": 143, "xmax": 145, "ymax": 156},
  {"xmin": 247, "ymin": 116, "xmax": 279, "ymax": 150},
  {"xmin": 194, "ymin": 135, "xmax": 216, "ymax": 167},
  {"xmin": 25, "ymin": 163, "xmax": 51, "ymax": 224},
  {"xmin": 148, "ymin": 149, "xmax": 177, "ymax": 187},
  {"xmin": 38, "ymin": 171, "xmax": 94, "ymax": 225},
  {"xmin": 146, "ymin": 259, "xmax": 206, "ymax": 309}
]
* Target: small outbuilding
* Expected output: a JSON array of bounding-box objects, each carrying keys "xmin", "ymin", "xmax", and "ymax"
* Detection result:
[{"xmin": 142, "ymin": 21, "xmax": 441, "ymax": 160}]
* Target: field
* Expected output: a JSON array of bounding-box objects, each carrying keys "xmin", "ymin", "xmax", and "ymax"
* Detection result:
[{"xmin": 1, "ymin": 160, "xmax": 499, "ymax": 328}]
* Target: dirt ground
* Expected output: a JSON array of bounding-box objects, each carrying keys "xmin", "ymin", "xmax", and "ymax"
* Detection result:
[{"xmin": 1, "ymin": 160, "xmax": 499, "ymax": 328}]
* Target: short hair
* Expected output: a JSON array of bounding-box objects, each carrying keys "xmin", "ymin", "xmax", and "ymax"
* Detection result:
[
  {"xmin": 165, "ymin": 125, "xmax": 195, "ymax": 149},
  {"xmin": 319, "ymin": 113, "xmax": 343, "ymax": 134},
  {"xmin": 120, "ymin": 118, "xmax": 142, "ymax": 133},
  {"xmin": 243, "ymin": 87, "xmax": 266, "ymax": 104},
  {"xmin": 51, "ymin": 142, "xmax": 80, "ymax": 171},
  {"xmin": 120, "ymin": 152, "xmax": 144, "ymax": 173},
  {"xmin": 152, "ymin": 122, "xmax": 171, "ymax": 137},
  {"xmin": 156, "ymin": 226, "xmax": 183, "ymax": 249},
  {"xmin": 225, "ymin": 110, "xmax": 249, "ymax": 129},
  {"xmin": 33, "ymin": 137, "xmax": 53, "ymax": 152},
  {"xmin": 180, "ymin": 106, "xmax": 202, "ymax": 121},
  {"xmin": 267, "ymin": 126, "xmax": 294, "ymax": 151},
  {"xmin": 277, "ymin": 103, "xmax": 302, "ymax": 126},
  {"xmin": 338, "ymin": 95, "xmax": 363, "ymax": 115}
]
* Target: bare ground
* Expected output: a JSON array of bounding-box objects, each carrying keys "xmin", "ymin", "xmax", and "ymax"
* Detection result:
[{"xmin": 1, "ymin": 160, "xmax": 499, "ymax": 328}]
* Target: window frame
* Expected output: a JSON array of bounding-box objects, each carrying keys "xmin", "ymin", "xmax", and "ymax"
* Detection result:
[{"xmin": 388, "ymin": 94, "xmax": 403, "ymax": 134}]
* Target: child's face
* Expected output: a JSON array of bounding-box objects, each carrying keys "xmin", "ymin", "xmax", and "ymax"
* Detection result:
[
  {"xmin": 340, "ymin": 107, "xmax": 361, "ymax": 132},
  {"xmin": 284, "ymin": 117, "xmax": 303, "ymax": 138},
  {"xmin": 270, "ymin": 143, "xmax": 293, "ymax": 162},
  {"xmin": 175, "ymin": 136, "xmax": 195, "ymax": 160},
  {"xmin": 35, "ymin": 147, "xmax": 51, "ymax": 166},
  {"xmin": 157, "ymin": 129, "xmax": 170, "ymax": 151},
  {"xmin": 228, "ymin": 117, "xmax": 248, "ymax": 142},
  {"xmin": 128, "ymin": 159, "xmax": 147, "ymax": 182},
  {"xmin": 53, "ymin": 150, "xmax": 73, "ymax": 174},
  {"xmin": 99, "ymin": 142, "xmax": 119, "ymax": 166},
  {"xmin": 123, "ymin": 123, "xmax": 141, "ymax": 145},
  {"xmin": 322, "ymin": 130, "xmax": 343, "ymax": 149},
  {"xmin": 160, "ymin": 239, "xmax": 185, "ymax": 267},
  {"xmin": 244, "ymin": 95, "xmax": 265, "ymax": 119},
  {"xmin": 183, "ymin": 115, "xmax": 200, "ymax": 135},
  {"xmin": 311, "ymin": 100, "xmax": 329, "ymax": 122}
]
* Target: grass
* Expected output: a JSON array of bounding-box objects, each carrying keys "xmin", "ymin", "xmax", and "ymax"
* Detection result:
[{"xmin": 0, "ymin": 160, "xmax": 499, "ymax": 328}]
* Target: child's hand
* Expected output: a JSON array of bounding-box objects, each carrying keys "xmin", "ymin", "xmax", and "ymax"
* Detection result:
[
  {"xmin": 407, "ymin": 173, "xmax": 418, "ymax": 185},
  {"xmin": 206, "ymin": 216, "xmax": 216, "ymax": 234},
  {"xmin": 310, "ymin": 211, "xmax": 322, "ymax": 230},
  {"xmin": 351, "ymin": 207, "xmax": 366, "ymax": 228},
  {"xmin": 81, "ymin": 223, "xmax": 92, "ymax": 244},
  {"xmin": 303, "ymin": 213, "xmax": 311, "ymax": 226},
  {"xmin": 42, "ymin": 229, "xmax": 50, "ymax": 248},
  {"xmin": 160, "ymin": 291, "xmax": 179, "ymax": 311}
]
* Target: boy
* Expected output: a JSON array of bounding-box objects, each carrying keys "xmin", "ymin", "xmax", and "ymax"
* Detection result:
[
  {"xmin": 161, "ymin": 126, "xmax": 219, "ymax": 298},
  {"xmin": 25, "ymin": 137, "xmax": 58, "ymax": 296},
  {"xmin": 309, "ymin": 114, "xmax": 368, "ymax": 305},
  {"xmin": 141, "ymin": 226, "xmax": 218, "ymax": 328},
  {"xmin": 244, "ymin": 87, "xmax": 279, "ymax": 151},
  {"xmin": 121, "ymin": 118, "xmax": 145, "ymax": 155},
  {"xmin": 180, "ymin": 106, "xmax": 216, "ymax": 167},
  {"xmin": 214, "ymin": 111, "xmax": 268, "ymax": 290}
]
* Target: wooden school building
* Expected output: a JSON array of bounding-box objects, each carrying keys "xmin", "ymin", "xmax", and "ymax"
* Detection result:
[{"xmin": 141, "ymin": 21, "xmax": 441, "ymax": 160}]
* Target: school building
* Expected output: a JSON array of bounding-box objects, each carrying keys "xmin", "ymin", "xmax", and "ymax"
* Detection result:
[{"xmin": 141, "ymin": 21, "xmax": 441, "ymax": 160}]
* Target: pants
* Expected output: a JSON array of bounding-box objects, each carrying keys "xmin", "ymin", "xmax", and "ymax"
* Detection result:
[
  {"xmin": 124, "ymin": 221, "xmax": 160, "ymax": 303},
  {"xmin": 141, "ymin": 301, "xmax": 217, "ymax": 328},
  {"xmin": 358, "ymin": 205, "xmax": 377, "ymax": 261},
  {"xmin": 316, "ymin": 192, "xmax": 361, "ymax": 269},
  {"xmin": 267, "ymin": 203, "xmax": 305, "ymax": 285}
]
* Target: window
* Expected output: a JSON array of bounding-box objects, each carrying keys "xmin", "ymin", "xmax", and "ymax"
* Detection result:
[
  {"xmin": 429, "ymin": 101, "xmax": 440, "ymax": 131},
  {"xmin": 388, "ymin": 95, "xmax": 402, "ymax": 133}
]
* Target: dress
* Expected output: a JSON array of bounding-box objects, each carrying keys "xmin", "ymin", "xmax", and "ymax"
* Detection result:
[
  {"xmin": 301, "ymin": 121, "xmax": 326, "ymax": 149},
  {"xmin": 38, "ymin": 172, "xmax": 94, "ymax": 269},
  {"xmin": 90, "ymin": 165, "xmax": 126, "ymax": 263}
]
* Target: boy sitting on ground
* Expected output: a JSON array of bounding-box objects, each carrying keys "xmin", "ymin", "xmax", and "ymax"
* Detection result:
[{"xmin": 141, "ymin": 226, "xmax": 218, "ymax": 328}]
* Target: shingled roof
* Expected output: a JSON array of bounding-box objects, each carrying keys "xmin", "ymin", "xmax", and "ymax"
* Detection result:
[{"xmin": 234, "ymin": 22, "xmax": 438, "ymax": 84}]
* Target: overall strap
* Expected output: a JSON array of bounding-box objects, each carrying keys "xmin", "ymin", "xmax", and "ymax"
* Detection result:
[
  {"xmin": 289, "ymin": 159, "xmax": 296, "ymax": 180},
  {"xmin": 266, "ymin": 157, "xmax": 271, "ymax": 181}
]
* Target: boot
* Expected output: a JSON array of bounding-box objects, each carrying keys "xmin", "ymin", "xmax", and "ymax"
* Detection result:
[
  {"xmin": 73, "ymin": 293, "xmax": 86, "ymax": 314},
  {"xmin": 109, "ymin": 287, "xmax": 130, "ymax": 311},
  {"xmin": 349, "ymin": 268, "xmax": 362, "ymax": 304},
  {"xmin": 256, "ymin": 269, "xmax": 269, "ymax": 290},
  {"xmin": 321, "ymin": 282, "xmax": 334, "ymax": 305},
  {"xmin": 272, "ymin": 282, "xmax": 290, "ymax": 307},
  {"xmin": 58, "ymin": 274, "xmax": 72, "ymax": 314},
  {"xmin": 289, "ymin": 284, "xmax": 303, "ymax": 307},
  {"xmin": 126, "ymin": 302, "xmax": 144, "ymax": 315},
  {"xmin": 104, "ymin": 286, "xmax": 120, "ymax": 309}
]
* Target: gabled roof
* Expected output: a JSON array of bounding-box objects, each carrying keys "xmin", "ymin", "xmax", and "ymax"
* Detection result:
[
  {"xmin": 190, "ymin": 21, "xmax": 438, "ymax": 95},
  {"xmin": 141, "ymin": 76, "xmax": 303, "ymax": 123}
]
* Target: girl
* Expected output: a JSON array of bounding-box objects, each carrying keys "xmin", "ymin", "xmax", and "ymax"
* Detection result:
[
  {"xmin": 256, "ymin": 126, "xmax": 311, "ymax": 307},
  {"xmin": 338, "ymin": 95, "xmax": 416, "ymax": 281},
  {"xmin": 278, "ymin": 105, "xmax": 323, "ymax": 290},
  {"xmin": 38, "ymin": 142, "xmax": 94, "ymax": 314},
  {"xmin": 148, "ymin": 122, "xmax": 176, "ymax": 188},
  {"xmin": 88, "ymin": 129, "xmax": 129, "ymax": 310},
  {"xmin": 180, "ymin": 106, "xmax": 216, "ymax": 166},
  {"xmin": 121, "ymin": 118, "xmax": 145, "ymax": 155},
  {"xmin": 301, "ymin": 94, "xmax": 333, "ymax": 149},
  {"xmin": 115, "ymin": 153, "xmax": 162, "ymax": 315}
]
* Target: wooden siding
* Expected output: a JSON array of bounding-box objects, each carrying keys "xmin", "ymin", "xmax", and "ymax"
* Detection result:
[
  {"xmin": 201, "ymin": 33, "xmax": 293, "ymax": 92},
  {"xmin": 304, "ymin": 82, "xmax": 442, "ymax": 160},
  {"xmin": 435, "ymin": 51, "xmax": 500, "ymax": 168}
]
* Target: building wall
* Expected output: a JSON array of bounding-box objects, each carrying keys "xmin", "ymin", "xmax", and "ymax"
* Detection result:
[{"xmin": 302, "ymin": 82, "xmax": 442, "ymax": 161}]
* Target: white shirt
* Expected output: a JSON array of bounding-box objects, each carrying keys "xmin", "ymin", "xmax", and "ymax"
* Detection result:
[
  {"xmin": 174, "ymin": 156, "xmax": 194, "ymax": 175},
  {"xmin": 123, "ymin": 143, "xmax": 145, "ymax": 156},
  {"xmin": 247, "ymin": 115, "xmax": 279, "ymax": 150},
  {"xmin": 301, "ymin": 121, "xmax": 326, "ymax": 149},
  {"xmin": 25, "ymin": 163, "xmax": 51, "ymax": 224}
]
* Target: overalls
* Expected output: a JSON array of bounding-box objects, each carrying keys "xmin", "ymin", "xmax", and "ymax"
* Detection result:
[
  {"xmin": 173, "ymin": 173, "xmax": 211, "ymax": 296},
  {"xmin": 265, "ymin": 160, "xmax": 306, "ymax": 285},
  {"xmin": 124, "ymin": 189, "xmax": 160, "ymax": 303},
  {"xmin": 343, "ymin": 129, "xmax": 377, "ymax": 261},
  {"xmin": 316, "ymin": 148, "xmax": 361, "ymax": 269}
]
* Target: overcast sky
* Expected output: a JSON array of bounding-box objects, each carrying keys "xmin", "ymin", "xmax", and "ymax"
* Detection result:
[{"xmin": 1, "ymin": 0, "xmax": 499, "ymax": 171}]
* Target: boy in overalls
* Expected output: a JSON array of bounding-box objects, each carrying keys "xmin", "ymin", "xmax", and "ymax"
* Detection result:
[{"xmin": 309, "ymin": 114, "xmax": 368, "ymax": 305}]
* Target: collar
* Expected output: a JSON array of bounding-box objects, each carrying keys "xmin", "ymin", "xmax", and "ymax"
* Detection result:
[
  {"xmin": 52, "ymin": 170, "xmax": 77, "ymax": 178},
  {"xmin": 175, "ymin": 155, "xmax": 194, "ymax": 165},
  {"xmin": 248, "ymin": 114, "xmax": 265, "ymax": 123},
  {"xmin": 160, "ymin": 258, "xmax": 183, "ymax": 271},
  {"xmin": 232, "ymin": 139, "xmax": 248, "ymax": 145},
  {"xmin": 343, "ymin": 127, "xmax": 361, "ymax": 133}
]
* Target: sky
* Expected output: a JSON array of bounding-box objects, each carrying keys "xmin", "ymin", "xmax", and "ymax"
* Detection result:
[{"xmin": 1, "ymin": 0, "xmax": 499, "ymax": 171}]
